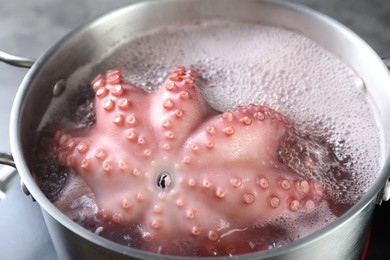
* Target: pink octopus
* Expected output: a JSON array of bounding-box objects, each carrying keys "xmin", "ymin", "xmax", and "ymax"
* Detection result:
[{"xmin": 51, "ymin": 66, "xmax": 328, "ymax": 256}]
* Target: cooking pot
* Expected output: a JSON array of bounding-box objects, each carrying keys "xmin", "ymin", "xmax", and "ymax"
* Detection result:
[{"xmin": 1, "ymin": 0, "xmax": 390, "ymax": 259}]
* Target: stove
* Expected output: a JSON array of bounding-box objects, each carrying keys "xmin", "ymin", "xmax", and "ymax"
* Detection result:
[{"xmin": 0, "ymin": 0, "xmax": 389, "ymax": 259}]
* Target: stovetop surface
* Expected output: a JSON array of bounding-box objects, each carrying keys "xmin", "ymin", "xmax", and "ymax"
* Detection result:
[{"xmin": 1, "ymin": 0, "xmax": 389, "ymax": 259}]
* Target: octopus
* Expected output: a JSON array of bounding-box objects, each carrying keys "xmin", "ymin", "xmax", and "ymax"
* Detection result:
[{"xmin": 45, "ymin": 66, "xmax": 336, "ymax": 256}]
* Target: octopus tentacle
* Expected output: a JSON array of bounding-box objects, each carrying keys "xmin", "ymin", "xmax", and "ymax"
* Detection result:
[
  {"xmin": 149, "ymin": 66, "xmax": 215, "ymax": 153},
  {"xmin": 180, "ymin": 104, "xmax": 291, "ymax": 169}
]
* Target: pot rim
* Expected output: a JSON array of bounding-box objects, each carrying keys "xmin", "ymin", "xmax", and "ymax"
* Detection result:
[{"xmin": 9, "ymin": 0, "xmax": 390, "ymax": 259}]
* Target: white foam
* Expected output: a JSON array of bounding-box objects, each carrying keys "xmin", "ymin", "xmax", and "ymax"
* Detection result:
[
  {"xmin": 70, "ymin": 19, "xmax": 382, "ymax": 201},
  {"xmin": 59, "ymin": 18, "xmax": 383, "ymax": 253}
]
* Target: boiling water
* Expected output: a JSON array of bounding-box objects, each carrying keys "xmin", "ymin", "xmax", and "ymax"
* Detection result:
[{"xmin": 34, "ymin": 19, "xmax": 384, "ymax": 256}]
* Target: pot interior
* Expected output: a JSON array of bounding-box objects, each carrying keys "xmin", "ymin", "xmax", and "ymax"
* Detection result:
[{"xmin": 10, "ymin": 0, "xmax": 390, "ymax": 259}]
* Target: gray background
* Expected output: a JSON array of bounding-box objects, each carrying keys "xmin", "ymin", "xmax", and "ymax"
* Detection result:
[{"xmin": 0, "ymin": 0, "xmax": 389, "ymax": 259}]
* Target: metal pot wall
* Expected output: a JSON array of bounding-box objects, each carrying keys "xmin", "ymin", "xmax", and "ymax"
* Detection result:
[{"xmin": 1, "ymin": 0, "xmax": 390, "ymax": 259}]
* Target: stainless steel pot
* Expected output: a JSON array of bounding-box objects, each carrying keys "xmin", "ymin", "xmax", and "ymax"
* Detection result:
[{"xmin": 1, "ymin": 0, "xmax": 390, "ymax": 259}]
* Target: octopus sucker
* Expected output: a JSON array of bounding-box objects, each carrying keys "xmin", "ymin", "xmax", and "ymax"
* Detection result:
[
  {"xmin": 94, "ymin": 148, "xmax": 106, "ymax": 159},
  {"xmin": 208, "ymin": 230, "xmax": 219, "ymax": 241},
  {"xmin": 76, "ymin": 141, "xmax": 89, "ymax": 154},
  {"xmin": 223, "ymin": 126, "xmax": 235, "ymax": 136},
  {"xmin": 110, "ymin": 84, "xmax": 125, "ymax": 97},
  {"xmin": 174, "ymin": 109, "xmax": 183, "ymax": 118},
  {"xmin": 91, "ymin": 74, "xmax": 106, "ymax": 90},
  {"xmin": 289, "ymin": 199, "xmax": 300, "ymax": 212},
  {"xmin": 185, "ymin": 209, "xmax": 196, "ymax": 220},
  {"xmin": 112, "ymin": 213, "xmax": 123, "ymax": 224},
  {"xmin": 269, "ymin": 196, "xmax": 281, "ymax": 208},
  {"xmin": 126, "ymin": 115, "xmax": 137, "ymax": 126},
  {"xmin": 188, "ymin": 178, "xmax": 196, "ymax": 187},
  {"xmin": 102, "ymin": 99, "xmax": 115, "ymax": 111},
  {"xmin": 80, "ymin": 158, "xmax": 89, "ymax": 170},
  {"xmin": 191, "ymin": 226, "xmax": 201, "ymax": 236},
  {"xmin": 162, "ymin": 98, "xmax": 174, "ymax": 110},
  {"xmin": 117, "ymin": 98, "xmax": 130, "ymax": 110},
  {"xmin": 96, "ymin": 87, "xmax": 108, "ymax": 98},
  {"xmin": 176, "ymin": 199, "xmax": 184, "ymax": 208},
  {"xmin": 112, "ymin": 113, "xmax": 124, "ymax": 125},
  {"xmin": 105, "ymin": 68, "xmax": 122, "ymax": 85},
  {"xmin": 153, "ymin": 205, "xmax": 163, "ymax": 214},
  {"xmin": 280, "ymin": 179, "xmax": 291, "ymax": 191},
  {"xmin": 202, "ymin": 178, "xmax": 212, "ymax": 188},
  {"xmin": 230, "ymin": 177, "xmax": 242, "ymax": 188},
  {"xmin": 243, "ymin": 193, "xmax": 255, "ymax": 205},
  {"xmin": 118, "ymin": 160, "xmax": 128, "ymax": 171},
  {"xmin": 222, "ymin": 112, "xmax": 234, "ymax": 122},
  {"xmin": 240, "ymin": 116, "xmax": 252, "ymax": 125},
  {"xmin": 215, "ymin": 187, "xmax": 226, "ymax": 198},
  {"xmin": 122, "ymin": 199, "xmax": 132, "ymax": 210},
  {"xmin": 46, "ymin": 66, "xmax": 340, "ymax": 257},
  {"xmin": 257, "ymin": 177, "xmax": 270, "ymax": 189}
]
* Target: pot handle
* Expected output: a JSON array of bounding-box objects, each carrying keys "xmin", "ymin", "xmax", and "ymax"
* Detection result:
[
  {"xmin": 0, "ymin": 153, "xmax": 17, "ymax": 200},
  {"xmin": 0, "ymin": 50, "xmax": 34, "ymax": 169},
  {"xmin": 0, "ymin": 154, "xmax": 32, "ymax": 200},
  {"xmin": 0, "ymin": 166, "xmax": 18, "ymax": 200},
  {"xmin": 0, "ymin": 51, "xmax": 35, "ymax": 68},
  {"xmin": 0, "ymin": 51, "xmax": 35, "ymax": 200},
  {"xmin": 0, "ymin": 152, "xmax": 15, "ymax": 168}
]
